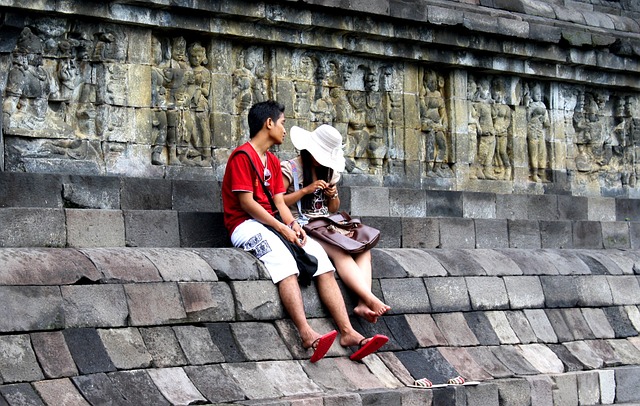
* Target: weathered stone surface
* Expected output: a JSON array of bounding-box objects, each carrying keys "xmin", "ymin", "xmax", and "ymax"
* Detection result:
[
  {"xmin": 123, "ymin": 210, "xmax": 181, "ymax": 248},
  {"xmin": 62, "ymin": 285, "xmax": 128, "ymax": 328},
  {"xmin": 79, "ymin": 247, "xmax": 163, "ymax": 282},
  {"xmin": 108, "ymin": 370, "xmax": 170, "ymax": 406},
  {"xmin": 178, "ymin": 282, "xmax": 235, "ymax": 322},
  {"xmin": 380, "ymin": 278, "xmax": 430, "ymax": 313},
  {"xmin": 31, "ymin": 331, "xmax": 78, "ymax": 379},
  {"xmin": 63, "ymin": 328, "xmax": 117, "ymax": 375},
  {"xmin": 65, "ymin": 209, "xmax": 126, "ymax": 248},
  {"xmin": 429, "ymin": 249, "xmax": 486, "ymax": 276},
  {"xmin": 608, "ymin": 275, "xmax": 640, "ymax": 305},
  {"xmin": 184, "ymin": 364, "xmax": 245, "ymax": 404},
  {"xmin": 33, "ymin": 378, "xmax": 91, "ymax": 406},
  {"xmin": 125, "ymin": 282, "xmax": 187, "ymax": 326},
  {"xmin": 508, "ymin": 220, "xmax": 541, "ymax": 248},
  {"xmin": 505, "ymin": 311, "xmax": 538, "ymax": 344},
  {"xmin": 424, "ymin": 276, "xmax": 470, "ymax": 312},
  {"xmin": 379, "ymin": 249, "xmax": 446, "ymax": 277},
  {"xmin": 0, "ymin": 248, "xmax": 100, "ymax": 285},
  {"xmin": 439, "ymin": 218, "xmax": 476, "ymax": 248},
  {"xmin": 433, "ymin": 312, "xmax": 480, "ymax": 347},
  {"xmin": 582, "ymin": 308, "xmax": 616, "ymax": 339},
  {"xmin": 0, "ymin": 286, "xmax": 64, "ymax": 332},
  {"xmin": 0, "ymin": 335, "xmax": 44, "ymax": 383},
  {"xmin": 573, "ymin": 221, "xmax": 604, "ymax": 249},
  {"xmin": 523, "ymin": 309, "xmax": 558, "ymax": 343},
  {"xmin": 230, "ymin": 280, "xmax": 283, "ymax": 321},
  {"xmin": 139, "ymin": 248, "xmax": 217, "ymax": 281},
  {"xmin": 503, "ymin": 276, "xmax": 544, "ymax": 308},
  {"xmin": 401, "ymin": 218, "xmax": 440, "ymax": 248},
  {"xmin": 474, "ymin": 219, "xmax": 510, "ymax": 249},
  {"xmin": 98, "ymin": 328, "xmax": 153, "ymax": 370},
  {"xmin": 351, "ymin": 187, "xmax": 390, "ymax": 217},
  {"xmin": 517, "ymin": 344, "xmax": 564, "ymax": 374},
  {"xmin": 540, "ymin": 221, "xmax": 573, "ymax": 249},
  {"xmin": 232, "ymin": 322, "xmax": 292, "ymax": 361},
  {"xmin": 466, "ymin": 277, "xmax": 509, "ymax": 310},
  {"xmin": 405, "ymin": 314, "xmax": 448, "ymax": 347},
  {"xmin": 139, "ymin": 326, "xmax": 188, "ymax": 368},
  {"xmin": 390, "ymin": 188, "xmax": 427, "ymax": 217},
  {"xmin": 147, "ymin": 367, "xmax": 208, "ymax": 405},
  {"xmin": 0, "ymin": 208, "xmax": 66, "ymax": 248}
]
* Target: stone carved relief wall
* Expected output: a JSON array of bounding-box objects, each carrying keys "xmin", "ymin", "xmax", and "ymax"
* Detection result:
[{"xmin": 1, "ymin": 16, "xmax": 639, "ymax": 196}]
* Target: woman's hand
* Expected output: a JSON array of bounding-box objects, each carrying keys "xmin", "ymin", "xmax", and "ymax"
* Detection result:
[
  {"xmin": 323, "ymin": 183, "xmax": 338, "ymax": 200},
  {"xmin": 303, "ymin": 180, "xmax": 330, "ymax": 195}
]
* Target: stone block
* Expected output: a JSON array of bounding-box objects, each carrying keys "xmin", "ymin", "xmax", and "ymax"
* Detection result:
[
  {"xmin": 496, "ymin": 194, "xmax": 528, "ymax": 219},
  {"xmin": 79, "ymin": 247, "xmax": 162, "ymax": 283},
  {"xmin": 147, "ymin": 367, "xmax": 208, "ymax": 405},
  {"xmin": 603, "ymin": 307, "xmax": 638, "ymax": 338},
  {"xmin": 0, "ymin": 383, "xmax": 48, "ymax": 405},
  {"xmin": 474, "ymin": 219, "xmax": 509, "ymax": 249},
  {"xmin": 518, "ymin": 344, "xmax": 564, "ymax": 374},
  {"xmin": 108, "ymin": 370, "xmax": 170, "ymax": 406},
  {"xmin": 499, "ymin": 249, "xmax": 557, "ymax": 275},
  {"xmin": 468, "ymin": 249, "xmax": 523, "ymax": 276},
  {"xmin": 0, "ymin": 172, "xmax": 63, "ymax": 208},
  {"xmin": 360, "ymin": 216, "xmax": 401, "ymax": 248},
  {"xmin": 432, "ymin": 312, "xmax": 480, "ymax": 346},
  {"xmin": 616, "ymin": 198, "xmax": 640, "ymax": 221},
  {"xmin": 486, "ymin": 311, "xmax": 520, "ymax": 344},
  {"xmin": 508, "ymin": 220, "xmax": 541, "ymax": 248},
  {"xmin": 439, "ymin": 218, "xmax": 476, "ymax": 248},
  {"xmin": 526, "ymin": 375, "xmax": 554, "ymax": 406},
  {"xmin": 563, "ymin": 341, "xmax": 604, "ymax": 369},
  {"xmin": 172, "ymin": 179, "xmax": 220, "ymax": 212},
  {"xmin": 630, "ymin": 222, "xmax": 640, "ymax": 249},
  {"xmin": 540, "ymin": 221, "xmax": 573, "ymax": 249},
  {"xmin": 206, "ymin": 323, "xmax": 245, "ymax": 363},
  {"xmin": 123, "ymin": 210, "xmax": 180, "ymax": 247},
  {"xmin": 491, "ymin": 346, "xmax": 539, "ymax": 376},
  {"xmin": 582, "ymin": 308, "xmax": 615, "ymax": 339},
  {"xmin": 370, "ymin": 250, "xmax": 415, "ymax": 278},
  {"xmin": 98, "ymin": 328, "xmax": 153, "ymax": 370},
  {"xmin": 601, "ymin": 221, "xmax": 630, "ymax": 249},
  {"xmin": 466, "ymin": 346, "xmax": 514, "ymax": 378},
  {"xmin": 179, "ymin": 212, "xmax": 231, "ymax": 248},
  {"xmin": 0, "ymin": 208, "xmax": 66, "ymax": 248},
  {"xmin": 173, "ymin": 325, "xmax": 225, "ymax": 365},
  {"xmin": 426, "ymin": 190, "xmax": 463, "ymax": 217},
  {"xmin": 557, "ymin": 195, "xmax": 588, "ymax": 220},
  {"xmin": 465, "ymin": 311, "xmax": 501, "ymax": 346},
  {"xmin": 587, "ymin": 196, "xmax": 616, "ymax": 221},
  {"xmin": 184, "ymin": 364, "xmax": 245, "ymax": 404},
  {"xmin": 598, "ymin": 369, "xmax": 616, "ymax": 404},
  {"xmin": 230, "ymin": 280, "xmax": 282, "ymax": 321},
  {"xmin": 438, "ymin": 347, "xmax": 493, "ymax": 382},
  {"xmin": 545, "ymin": 309, "xmax": 575, "ymax": 342},
  {"xmin": 504, "ymin": 276, "xmax": 545, "ymax": 308},
  {"xmin": 125, "ymin": 282, "xmax": 187, "ymax": 326},
  {"xmin": 178, "ymin": 282, "xmax": 235, "ymax": 322},
  {"xmin": 551, "ymin": 372, "xmax": 579, "ymax": 406},
  {"xmin": 120, "ymin": 177, "xmax": 173, "ymax": 210},
  {"xmin": 31, "ymin": 331, "xmax": 78, "ymax": 379},
  {"xmin": 62, "ymin": 175, "xmax": 120, "ymax": 209},
  {"xmin": 562, "ymin": 308, "xmax": 596, "ymax": 340},
  {"xmin": 424, "ymin": 276, "xmax": 471, "ymax": 312},
  {"xmin": 0, "ymin": 334, "xmax": 44, "ymax": 383},
  {"xmin": 429, "ymin": 249, "xmax": 486, "ymax": 276},
  {"xmin": 33, "ymin": 378, "xmax": 90, "ymax": 406},
  {"xmin": 194, "ymin": 248, "xmax": 265, "ymax": 281},
  {"xmin": 428, "ymin": 4, "xmax": 464, "ymax": 26},
  {"xmin": 524, "ymin": 309, "xmax": 558, "ymax": 343},
  {"xmin": 572, "ymin": 221, "xmax": 604, "ymax": 249},
  {"xmin": 575, "ymin": 275, "xmax": 613, "ymax": 307},
  {"xmin": 607, "ymin": 275, "xmax": 640, "ymax": 305},
  {"xmin": 0, "ymin": 286, "xmax": 64, "ymax": 332},
  {"xmin": 506, "ymin": 311, "xmax": 538, "ymax": 344},
  {"xmin": 389, "ymin": 188, "xmax": 427, "ymax": 217},
  {"xmin": 540, "ymin": 275, "xmax": 580, "ymax": 307},
  {"xmin": 66, "ymin": 209, "xmax": 126, "ymax": 248},
  {"xmin": 527, "ymin": 194, "xmax": 558, "ymax": 221},
  {"xmin": 462, "ymin": 192, "xmax": 496, "ymax": 219},
  {"xmin": 615, "ymin": 366, "xmax": 640, "ymax": 403},
  {"xmin": 494, "ymin": 378, "xmax": 533, "ymax": 406},
  {"xmin": 222, "ymin": 362, "xmax": 282, "ymax": 400},
  {"xmin": 405, "ymin": 314, "xmax": 448, "ymax": 347},
  {"xmin": 61, "ymin": 285, "xmax": 128, "ymax": 328},
  {"xmin": 139, "ymin": 248, "xmax": 217, "ymax": 281},
  {"xmin": 466, "ymin": 277, "xmax": 509, "ymax": 310},
  {"xmin": 384, "ymin": 315, "xmax": 419, "ymax": 350},
  {"xmin": 380, "ymin": 278, "xmax": 430, "ymax": 313},
  {"xmin": 401, "ymin": 218, "xmax": 439, "ymax": 248},
  {"xmin": 350, "ymin": 187, "xmax": 389, "ymax": 217},
  {"xmin": 139, "ymin": 326, "xmax": 188, "ymax": 367},
  {"xmin": 63, "ymin": 328, "xmax": 117, "ymax": 375}
]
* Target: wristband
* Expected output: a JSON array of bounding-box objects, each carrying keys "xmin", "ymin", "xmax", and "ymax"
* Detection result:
[{"xmin": 329, "ymin": 193, "xmax": 339, "ymax": 200}]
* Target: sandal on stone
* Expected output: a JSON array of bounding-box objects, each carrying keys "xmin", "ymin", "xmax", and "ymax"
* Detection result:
[
  {"xmin": 413, "ymin": 378, "xmax": 433, "ymax": 388},
  {"xmin": 448, "ymin": 376, "xmax": 466, "ymax": 385}
]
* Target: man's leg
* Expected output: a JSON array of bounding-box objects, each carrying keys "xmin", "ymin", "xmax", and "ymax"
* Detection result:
[{"xmin": 278, "ymin": 274, "xmax": 320, "ymax": 349}]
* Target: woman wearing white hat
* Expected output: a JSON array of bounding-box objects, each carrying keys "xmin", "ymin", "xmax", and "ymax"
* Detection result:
[{"xmin": 281, "ymin": 124, "xmax": 391, "ymax": 323}]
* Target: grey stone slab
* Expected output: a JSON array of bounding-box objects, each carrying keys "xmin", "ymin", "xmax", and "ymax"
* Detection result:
[
  {"xmin": 517, "ymin": 344, "xmax": 564, "ymax": 374},
  {"xmin": 184, "ymin": 364, "xmax": 245, "ymax": 404},
  {"xmin": 527, "ymin": 194, "xmax": 558, "ymax": 221},
  {"xmin": 542, "ymin": 250, "xmax": 591, "ymax": 275},
  {"xmin": 545, "ymin": 309, "xmax": 575, "ymax": 342},
  {"xmin": 147, "ymin": 367, "xmax": 208, "ymax": 405},
  {"xmin": 575, "ymin": 251, "xmax": 614, "ymax": 275},
  {"xmin": 62, "ymin": 175, "xmax": 120, "ymax": 209},
  {"xmin": 65, "ymin": 209, "xmax": 126, "ymax": 248},
  {"xmin": 350, "ymin": 187, "xmax": 390, "ymax": 217},
  {"xmin": 563, "ymin": 341, "xmax": 604, "ymax": 369},
  {"xmin": 123, "ymin": 210, "xmax": 181, "ymax": 247},
  {"xmin": 576, "ymin": 371, "xmax": 601, "ymax": 406},
  {"xmin": 425, "ymin": 190, "xmax": 462, "ymax": 218},
  {"xmin": 172, "ymin": 179, "xmax": 219, "ymax": 212},
  {"xmin": 139, "ymin": 326, "xmax": 188, "ymax": 368},
  {"xmin": 466, "ymin": 249, "xmax": 522, "ymax": 276},
  {"xmin": 562, "ymin": 308, "xmax": 596, "ymax": 340},
  {"xmin": 490, "ymin": 346, "xmax": 539, "ymax": 376},
  {"xmin": 302, "ymin": 357, "xmax": 357, "ymax": 392},
  {"xmin": 524, "ymin": 309, "xmax": 558, "ymax": 344},
  {"xmin": 598, "ymin": 369, "xmax": 616, "ymax": 405},
  {"xmin": 631, "ymin": 222, "xmax": 640, "ymax": 249},
  {"xmin": 466, "ymin": 347, "xmax": 514, "ymax": 378},
  {"xmin": 121, "ymin": 177, "xmax": 172, "ymax": 210},
  {"xmin": 507, "ymin": 219, "xmax": 541, "ymax": 248},
  {"xmin": 608, "ymin": 275, "xmax": 640, "ymax": 305},
  {"xmin": 400, "ymin": 218, "xmax": 440, "ymax": 248},
  {"xmin": 125, "ymin": 282, "xmax": 187, "ymax": 326},
  {"xmin": 547, "ymin": 344, "xmax": 585, "ymax": 372},
  {"xmin": 63, "ymin": 328, "xmax": 116, "ymax": 375},
  {"xmin": 432, "ymin": 312, "xmax": 480, "ymax": 346},
  {"xmin": 557, "ymin": 195, "xmax": 588, "ymax": 221},
  {"xmin": 360, "ymin": 217, "xmax": 401, "ymax": 248},
  {"xmin": 79, "ymin": 247, "xmax": 162, "ymax": 283},
  {"xmin": 139, "ymin": 248, "xmax": 217, "ymax": 281},
  {"xmin": 428, "ymin": 249, "xmax": 486, "ymax": 276},
  {"xmin": 108, "ymin": 370, "xmax": 170, "ymax": 406},
  {"xmin": 505, "ymin": 311, "xmax": 538, "ymax": 344},
  {"xmin": 608, "ymin": 339, "xmax": 640, "ymax": 365},
  {"xmin": 551, "ymin": 372, "xmax": 579, "ymax": 406},
  {"xmin": 0, "ymin": 286, "xmax": 63, "ymax": 332},
  {"xmin": 231, "ymin": 322, "xmax": 292, "ymax": 361},
  {"xmin": 178, "ymin": 282, "xmax": 235, "ymax": 323},
  {"xmin": 439, "ymin": 218, "xmax": 476, "ymax": 248},
  {"xmin": 601, "ymin": 221, "xmax": 631, "ymax": 249},
  {"xmin": 464, "ymin": 312, "xmax": 501, "ymax": 346},
  {"xmin": 259, "ymin": 361, "xmax": 321, "ymax": 397},
  {"xmin": 0, "ymin": 335, "xmax": 44, "ymax": 383},
  {"xmin": 462, "ymin": 192, "xmax": 496, "ymax": 219},
  {"xmin": 0, "ymin": 248, "xmax": 100, "ymax": 285},
  {"xmin": 404, "ymin": 314, "xmax": 448, "ymax": 347},
  {"xmin": 30, "ymin": 332, "xmax": 78, "ymax": 379},
  {"xmin": 496, "ymin": 194, "xmax": 528, "ymax": 220},
  {"xmin": 33, "ymin": 378, "xmax": 90, "ymax": 406},
  {"xmin": 206, "ymin": 323, "xmax": 246, "ymax": 363},
  {"xmin": 61, "ymin": 285, "xmax": 128, "ymax": 328},
  {"xmin": 384, "ymin": 315, "xmax": 419, "ymax": 350},
  {"xmin": 179, "ymin": 212, "xmax": 231, "ymax": 248},
  {"xmin": 540, "ymin": 276, "xmax": 579, "ymax": 307},
  {"xmin": 359, "ymin": 389, "xmax": 403, "ymax": 406},
  {"xmin": 616, "ymin": 198, "xmax": 640, "ymax": 222},
  {"xmin": 603, "ymin": 306, "xmax": 638, "ymax": 338},
  {"xmin": 222, "ymin": 362, "xmax": 282, "ymax": 400},
  {"xmin": 497, "ymin": 249, "xmax": 558, "ymax": 275},
  {"xmin": 380, "ymin": 278, "xmax": 430, "ymax": 313},
  {"xmin": 572, "ymin": 221, "xmax": 604, "ymax": 249},
  {"xmin": 466, "ymin": 277, "xmax": 509, "ymax": 310},
  {"xmin": 0, "ymin": 208, "xmax": 66, "ymax": 248},
  {"xmin": 526, "ymin": 375, "xmax": 554, "ymax": 406},
  {"xmin": 582, "ymin": 308, "xmax": 616, "ymax": 339},
  {"xmin": 194, "ymin": 248, "xmax": 266, "ymax": 281},
  {"xmin": 98, "ymin": 328, "xmax": 153, "ymax": 370},
  {"xmin": 587, "ymin": 340, "xmax": 622, "ymax": 367},
  {"xmin": 604, "ymin": 251, "xmax": 639, "ymax": 275},
  {"xmin": 539, "ymin": 221, "xmax": 573, "ymax": 249},
  {"xmin": 230, "ymin": 280, "xmax": 283, "ymax": 321},
  {"xmin": 503, "ymin": 276, "xmax": 545, "ymax": 309},
  {"xmin": 438, "ymin": 347, "xmax": 494, "ymax": 382},
  {"xmin": 495, "ymin": 378, "xmax": 534, "ymax": 406},
  {"xmin": 0, "ymin": 172, "xmax": 62, "ymax": 208},
  {"xmin": 395, "ymin": 349, "xmax": 453, "ymax": 385},
  {"xmin": 486, "ymin": 311, "xmax": 520, "ymax": 344},
  {"xmin": 389, "ymin": 188, "xmax": 427, "ymax": 217},
  {"xmin": 424, "ymin": 276, "xmax": 470, "ymax": 312},
  {"xmin": 615, "ymin": 366, "xmax": 640, "ymax": 403},
  {"xmin": 588, "ymin": 251, "xmax": 626, "ymax": 275},
  {"xmin": 378, "ymin": 249, "xmax": 446, "ymax": 277},
  {"xmin": 587, "ymin": 196, "xmax": 616, "ymax": 221},
  {"xmin": 474, "ymin": 219, "xmax": 509, "ymax": 249},
  {"xmin": 0, "ymin": 383, "xmax": 45, "ymax": 406},
  {"xmin": 575, "ymin": 275, "xmax": 614, "ymax": 307}
]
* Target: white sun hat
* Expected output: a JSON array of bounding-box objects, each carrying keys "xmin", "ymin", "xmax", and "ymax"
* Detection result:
[{"xmin": 290, "ymin": 124, "xmax": 346, "ymax": 172}]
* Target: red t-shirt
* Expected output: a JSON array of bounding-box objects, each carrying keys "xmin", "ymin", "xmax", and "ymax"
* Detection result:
[{"xmin": 222, "ymin": 142, "xmax": 286, "ymax": 234}]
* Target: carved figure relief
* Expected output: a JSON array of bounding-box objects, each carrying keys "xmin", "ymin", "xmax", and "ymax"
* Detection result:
[
  {"xmin": 473, "ymin": 77, "xmax": 496, "ymax": 180},
  {"xmin": 420, "ymin": 70, "xmax": 451, "ymax": 178},
  {"xmin": 492, "ymin": 78, "xmax": 512, "ymax": 181},
  {"xmin": 523, "ymin": 82, "xmax": 550, "ymax": 182}
]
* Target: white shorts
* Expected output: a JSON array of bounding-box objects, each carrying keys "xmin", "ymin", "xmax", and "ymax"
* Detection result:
[{"xmin": 231, "ymin": 219, "xmax": 335, "ymax": 283}]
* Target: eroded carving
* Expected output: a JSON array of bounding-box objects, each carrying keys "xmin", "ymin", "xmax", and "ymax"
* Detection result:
[{"xmin": 524, "ymin": 82, "xmax": 550, "ymax": 182}]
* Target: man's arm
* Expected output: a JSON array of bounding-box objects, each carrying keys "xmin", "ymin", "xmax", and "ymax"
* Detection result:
[
  {"xmin": 273, "ymin": 193, "xmax": 307, "ymax": 246},
  {"xmin": 237, "ymin": 191, "xmax": 303, "ymax": 245}
]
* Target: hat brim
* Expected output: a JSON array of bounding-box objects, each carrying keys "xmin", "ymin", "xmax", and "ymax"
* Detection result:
[{"xmin": 290, "ymin": 126, "xmax": 346, "ymax": 172}]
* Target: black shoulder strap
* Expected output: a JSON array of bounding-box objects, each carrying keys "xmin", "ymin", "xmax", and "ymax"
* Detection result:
[{"xmin": 235, "ymin": 150, "xmax": 278, "ymax": 214}]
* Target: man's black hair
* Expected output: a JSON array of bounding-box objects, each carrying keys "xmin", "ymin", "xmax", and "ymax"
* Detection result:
[{"xmin": 248, "ymin": 100, "xmax": 285, "ymax": 138}]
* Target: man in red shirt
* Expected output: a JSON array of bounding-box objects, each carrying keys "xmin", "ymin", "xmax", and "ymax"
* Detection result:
[{"xmin": 222, "ymin": 100, "xmax": 387, "ymax": 362}]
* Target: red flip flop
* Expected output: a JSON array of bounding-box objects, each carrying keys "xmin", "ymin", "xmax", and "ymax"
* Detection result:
[
  {"xmin": 349, "ymin": 334, "xmax": 389, "ymax": 361},
  {"xmin": 310, "ymin": 330, "xmax": 338, "ymax": 363}
]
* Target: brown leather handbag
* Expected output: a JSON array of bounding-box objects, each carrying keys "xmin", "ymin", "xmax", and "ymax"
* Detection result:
[{"xmin": 303, "ymin": 211, "xmax": 381, "ymax": 254}]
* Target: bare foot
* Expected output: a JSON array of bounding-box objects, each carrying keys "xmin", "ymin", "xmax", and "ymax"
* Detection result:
[
  {"xmin": 354, "ymin": 304, "xmax": 379, "ymax": 323},
  {"xmin": 339, "ymin": 330, "xmax": 367, "ymax": 348}
]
